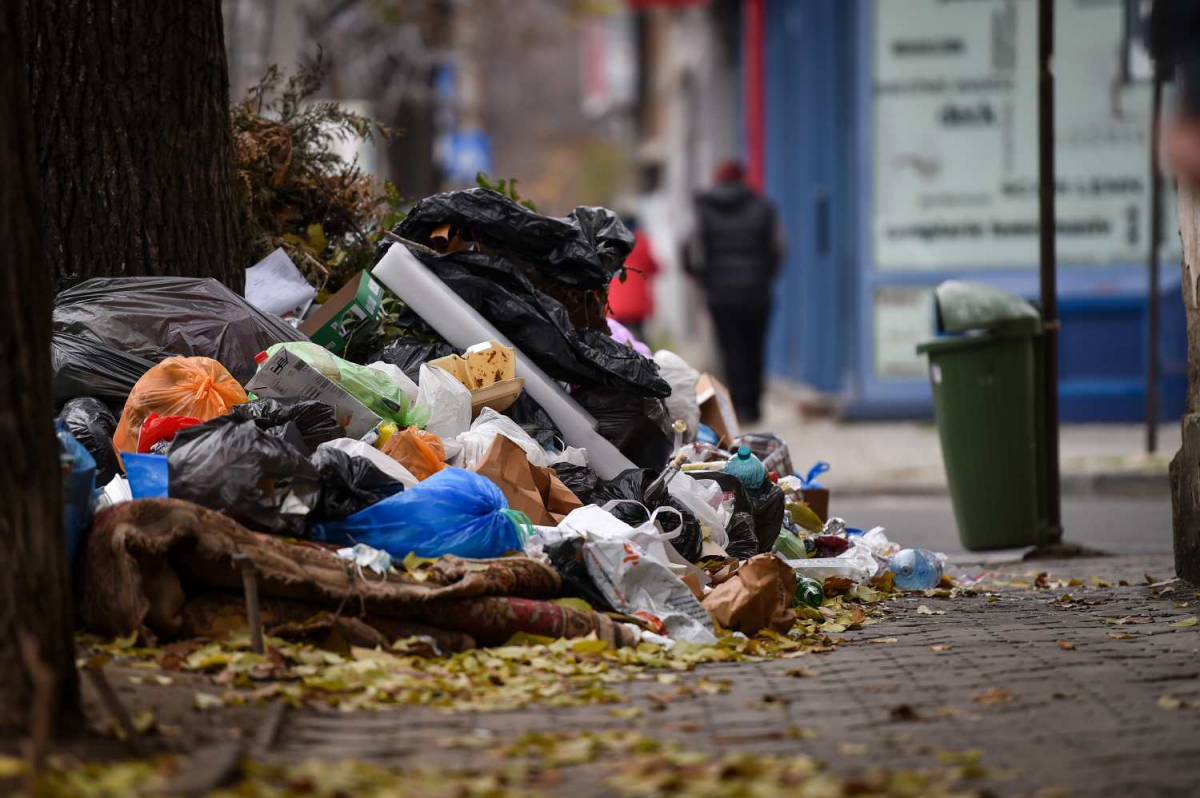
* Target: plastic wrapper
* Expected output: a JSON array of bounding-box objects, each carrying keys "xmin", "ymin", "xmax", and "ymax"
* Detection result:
[
  {"xmin": 783, "ymin": 541, "xmax": 882, "ymax": 584},
  {"xmin": 167, "ymin": 416, "xmax": 321, "ymax": 536},
  {"xmin": 572, "ymin": 387, "xmax": 672, "ymax": 470},
  {"xmin": 53, "ymin": 276, "xmax": 306, "ymax": 383},
  {"xmin": 307, "ymin": 467, "xmax": 525, "ymax": 558},
  {"xmin": 261, "ymin": 343, "xmax": 428, "ymax": 430},
  {"xmin": 369, "ymin": 337, "xmax": 458, "ymax": 384},
  {"xmin": 229, "ymin": 397, "xmax": 344, "ymax": 455},
  {"xmin": 551, "ymin": 463, "xmax": 600, "ymax": 505},
  {"xmin": 113, "ymin": 356, "xmax": 247, "ymax": 452},
  {"xmin": 391, "ymin": 187, "xmax": 634, "ymax": 290},
  {"xmin": 124, "ymin": 453, "xmax": 169, "ymax": 499},
  {"xmin": 379, "ymin": 426, "xmax": 447, "ymax": 482},
  {"xmin": 57, "ymin": 422, "xmax": 97, "ymax": 563},
  {"xmin": 666, "ymin": 472, "xmax": 730, "ymax": 549},
  {"xmin": 418, "ymin": 363, "xmax": 472, "ymax": 439},
  {"xmin": 52, "ymin": 333, "xmax": 156, "ymax": 408},
  {"xmin": 58, "ymin": 398, "xmax": 119, "ymax": 485},
  {"xmin": 311, "ymin": 447, "xmax": 404, "ymax": 521},
  {"xmin": 401, "ymin": 249, "xmax": 669, "ymax": 397},
  {"xmin": 590, "ymin": 469, "xmax": 703, "ymax": 563},
  {"xmin": 367, "ymin": 362, "xmax": 420, "ymax": 402}
]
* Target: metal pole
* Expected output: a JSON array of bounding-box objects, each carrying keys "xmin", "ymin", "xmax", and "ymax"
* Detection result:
[
  {"xmin": 1147, "ymin": 72, "xmax": 1165, "ymax": 454},
  {"xmin": 1038, "ymin": 0, "xmax": 1062, "ymax": 540}
]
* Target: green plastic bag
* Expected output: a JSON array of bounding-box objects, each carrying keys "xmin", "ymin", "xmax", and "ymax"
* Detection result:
[
  {"xmin": 262, "ymin": 343, "xmax": 430, "ymax": 430},
  {"xmin": 772, "ymin": 527, "xmax": 811, "ymax": 560}
]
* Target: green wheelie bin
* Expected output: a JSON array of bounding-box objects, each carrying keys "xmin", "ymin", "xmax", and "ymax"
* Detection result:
[{"xmin": 916, "ymin": 281, "xmax": 1050, "ymax": 551}]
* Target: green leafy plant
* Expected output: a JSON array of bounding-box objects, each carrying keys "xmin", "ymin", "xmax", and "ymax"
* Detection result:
[
  {"xmin": 476, "ymin": 171, "xmax": 537, "ymax": 212},
  {"xmin": 232, "ymin": 53, "xmax": 405, "ymax": 292}
]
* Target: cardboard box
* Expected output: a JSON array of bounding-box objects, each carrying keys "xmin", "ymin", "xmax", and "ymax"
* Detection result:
[
  {"xmin": 246, "ymin": 348, "xmax": 382, "ymax": 439},
  {"xmin": 299, "ymin": 271, "xmax": 386, "ymax": 352},
  {"xmin": 695, "ymin": 373, "xmax": 741, "ymax": 447}
]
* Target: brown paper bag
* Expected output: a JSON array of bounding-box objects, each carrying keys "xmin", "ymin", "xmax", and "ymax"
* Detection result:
[
  {"xmin": 701, "ymin": 553, "xmax": 797, "ymax": 635},
  {"xmin": 472, "ymin": 435, "xmax": 582, "ymax": 525}
]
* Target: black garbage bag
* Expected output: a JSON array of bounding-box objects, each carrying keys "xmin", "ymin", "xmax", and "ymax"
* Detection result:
[
  {"xmin": 405, "ymin": 249, "xmax": 669, "ymax": 397},
  {"xmin": 310, "ymin": 447, "xmax": 404, "ymax": 521},
  {"xmin": 551, "ymin": 463, "xmax": 600, "ymax": 505},
  {"xmin": 724, "ymin": 512, "xmax": 759, "ymax": 560},
  {"xmin": 572, "ymin": 388, "xmax": 672, "ymax": 470},
  {"xmin": 543, "ymin": 536, "xmax": 616, "ymax": 612},
  {"xmin": 691, "ymin": 471, "xmax": 784, "ymax": 554},
  {"xmin": 57, "ymin": 398, "xmax": 120, "ymax": 485},
  {"xmin": 168, "ymin": 416, "xmax": 321, "ymax": 536},
  {"xmin": 51, "ymin": 333, "xmax": 155, "ymax": 407},
  {"xmin": 369, "ymin": 337, "xmax": 459, "ymax": 384},
  {"xmin": 53, "ymin": 276, "xmax": 307, "ymax": 383},
  {"xmin": 392, "ymin": 188, "xmax": 634, "ymax": 290},
  {"xmin": 505, "ymin": 392, "xmax": 563, "ymax": 450},
  {"xmin": 228, "ymin": 398, "xmax": 343, "ymax": 455},
  {"xmin": 590, "ymin": 468, "xmax": 703, "ymax": 562}
]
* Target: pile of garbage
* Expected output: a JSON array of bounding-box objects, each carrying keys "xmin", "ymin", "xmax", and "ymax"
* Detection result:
[{"xmin": 54, "ymin": 187, "xmax": 946, "ymax": 655}]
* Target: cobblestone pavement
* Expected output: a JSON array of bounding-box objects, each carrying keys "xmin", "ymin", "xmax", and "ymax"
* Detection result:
[{"xmin": 261, "ymin": 553, "xmax": 1200, "ymax": 797}]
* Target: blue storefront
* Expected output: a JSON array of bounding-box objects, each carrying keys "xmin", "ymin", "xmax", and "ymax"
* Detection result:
[{"xmin": 757, "ymin": 0, "xmax": 1185, "ymax": 422}]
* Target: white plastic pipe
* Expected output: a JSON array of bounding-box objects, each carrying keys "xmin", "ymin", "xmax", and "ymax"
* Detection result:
[{"xmin": 372, "ymin": 243, "xmax": 636, "ymax": 479}]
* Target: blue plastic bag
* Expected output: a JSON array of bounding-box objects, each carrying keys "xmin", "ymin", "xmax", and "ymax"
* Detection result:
[
  {"xmin": 308, "ymin": 467, "xmax": 526, "ymax": 559},
  {"xmin": 798, "ymin": 461, "xmax": 830, "ymax": 490},
  {"xmin": 56, "ymin": 422, "xmax": 96, "ymax": 563},
  {"xmin": 123, "ymin": 453, "xmax": 169, "ymax": 499}
]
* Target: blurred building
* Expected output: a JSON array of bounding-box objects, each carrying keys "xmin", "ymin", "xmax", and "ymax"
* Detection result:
[{"xmin": 613, "ymin": 0, "xmax": 1185, "ymax": 422}]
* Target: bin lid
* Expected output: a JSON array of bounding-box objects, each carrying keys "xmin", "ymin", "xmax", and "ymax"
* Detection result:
[{"xmin": 934, "ymin": 280, "xmax": 1042, "ymax": 335}]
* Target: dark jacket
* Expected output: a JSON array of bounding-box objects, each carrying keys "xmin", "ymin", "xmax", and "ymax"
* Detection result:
[{"xmin": 688, "ymin": 181, "xmax": 784, "ymax": 308}]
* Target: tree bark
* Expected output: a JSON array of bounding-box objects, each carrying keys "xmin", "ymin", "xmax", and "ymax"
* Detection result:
[
  {"xmin": 20, "ymin": 0, "xmax": 244, "ymax": 292},
  {"xmin": 0, "ymin": 0, "xmax": 81, "ymax": 735},
  {"xmin": 1172, "ymin": 183, "xmax": 1200, "ymax": 583}
]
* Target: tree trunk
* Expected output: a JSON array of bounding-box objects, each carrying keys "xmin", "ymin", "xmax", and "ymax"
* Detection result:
[
  {"xmin": 20, "ymin": 0, "xmax": 244, "ymax": 292},
  {"xmin": 1173, "ymin": 182, "xmax": 1200, "ymax": 582},
  {"xmin": 0, "ymin": 0, "xmax": 81, "ymax": 736}
]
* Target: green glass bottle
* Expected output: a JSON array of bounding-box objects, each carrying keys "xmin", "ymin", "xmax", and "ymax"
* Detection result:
[{"xmin": 793, "ymin": 575, "xmax": 824, "ymax": 609}]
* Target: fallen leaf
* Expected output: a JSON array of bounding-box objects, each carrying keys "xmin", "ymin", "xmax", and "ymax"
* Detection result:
[
  {"xmin": 869, "ymin": 637, "xmax": 899, "ymax": 645},
  {"xmin": 837, "ymin": 742, "xmax": 868, "ymax": 756},
  {"xmin": 1051, "ymin": 691, "xmax": 1075, "ymax": 700},
  {"xmin": 1057, "ymin": 640, "xmax": 1076, "ymax": 651},
  {"xmin": 971, "ymin": 687, "xmax": 1014, "ymax": 705},
  {"xmin": 929, "ymin": 644, "xmax": 953, "ymax": 652},
  {"xmin": 1089, "ymin": 576, "xmax": 1112, "ymax": 588},
  {"xmin": 784, "ymin": 667, "xmax": 819, "ymax": 679},
  {"xmin": 1107, "ymin": 632, "xmax": 1136, "ymax": 640},
  {"xmin": 1159, "ymin": 694, "xmax": 1184, "ymax": 710},
  {"xmin": 822, "ymin": 576, "xmax": 854, "ymax": 595},
  {"xmin": 1145, "ymin": 573, "xmax": 1157, "ymax": 585},
  {"xmin": 916, "ymin": 605, "xmax": 945, "ymax": 616},
  {"xmin": 1170, "ymin": 616, "xmax": 1198, "ymax": 628},
  {"xmin": 0, "ymin": 755, "xmax": 26, "ymax": 778},
  {"xmin": 936, "ymin": 749, "xmax": 984, "ymax": 766},
  {"xmin": 609, "ymin": 706, "xmax": 642, "ymax": 719},
  {"xmin": 1067, "ymin": 578, "xmax": 1083, "ymax": 587},
  {"xmin": 193, "ymin": 692, "xmax": 225, "ymax": 711}
]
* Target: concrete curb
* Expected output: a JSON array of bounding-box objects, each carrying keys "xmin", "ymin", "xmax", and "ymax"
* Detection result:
[{"xmin": 836, "ymin": 470, "xmax": 1169, "ymax": 499}]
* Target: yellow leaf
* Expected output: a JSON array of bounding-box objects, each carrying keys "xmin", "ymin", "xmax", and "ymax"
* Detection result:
[
  {"xmin": 306, "ymin": 222, "xmax": 327, "ymax": 254},
  {"xmin": 553, "ymin": 597, "xmax": 594, "ymax": 613},
  {"xmin": 570, "ymin": 638, "xmax": 610, "ymax": 654},
  {"xmin": 930, "ymin": 644, "xmax": 953, "ymax": 652},
  {"xmin": 1170, "ymin": 616, "xmax": 1198, "ymax": 628},
  {"xmin": 916, "ymin": 605, "xmax": 945, "ymax": 616},
  {"xmin": 0, "ymin": 755, "xmax": 26, "ymax": 778},
  {"xmin": 1107, "ymin": 632, "xmax": 1135, "ymax": 640},
  {"xmin": 869, "ymin": 637, "xmax": 898, "ymax": 644},
  {"xmin": 193, "ymin": 692, "xmax": 225, "ymax": 711},
  {"xmin": 837, "ymin": 742, "xmax": 868, "ymax": 756},
  {"xmin": 609, "ymin": 706, "xmax": 642, "ymax": 719},
  {"xmin": 1159, "ymin": 694, "xmax": 1183, "ymax": 710}
]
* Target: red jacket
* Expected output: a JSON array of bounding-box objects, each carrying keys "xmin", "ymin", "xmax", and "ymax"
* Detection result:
[{"xmin": 607, "ymin": 232, "xmax": 658, "ymax": 323}]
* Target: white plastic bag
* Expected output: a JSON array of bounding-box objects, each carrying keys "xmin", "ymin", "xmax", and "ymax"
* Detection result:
[
  {"xmin": 367, "ymin": 361, "xmax": 420, "ymax": 402},
  {"xmin": 667, "ymin": 472, "xmax": 730, "ymax": 548},
  {"xmin": 417, "ymin": 363, "xmax": 472, "ymax": 440},
  {"xmin": 454, "ymin": 407, "xmax": 587, "ymax": 470},
  {"xmin": 316, "ymin": 438, "xmax": 419, "ymax": 488},
  {"xmin": 653, "ymin": 350, "xmax": 700, "ymax": 440},
  {"xmin": 583, "ymin": 534, "xmax": 716, "ymax": 644}
]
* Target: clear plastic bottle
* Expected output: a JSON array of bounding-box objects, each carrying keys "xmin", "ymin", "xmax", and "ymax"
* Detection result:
[
  {"xmin": 889, "ymin": 549, "xmax": 944, "ymax": 590},
  {"xmin": 724, "ymin": 445, "xmax": 766, "ymax": 491}
]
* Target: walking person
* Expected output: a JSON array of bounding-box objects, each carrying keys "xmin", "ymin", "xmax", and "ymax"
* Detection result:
[{"xmin": 686, "ymin": 160, "xmax": 785, "ymax": 424}]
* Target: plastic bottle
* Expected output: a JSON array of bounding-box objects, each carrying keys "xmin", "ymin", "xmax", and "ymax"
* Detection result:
[
  {"xmin": 793, "ymin": 575, "xmax": 824, "ymax": 609},
  {"xmin": 724, "ymin": 446, "xmax": 766, "ymax": 492},
  {"xmin": 889, "ymin": 549, "xmax": 944, "ymax": 590}
]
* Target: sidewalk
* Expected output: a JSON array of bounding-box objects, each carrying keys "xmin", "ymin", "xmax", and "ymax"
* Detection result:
[{"xmin": 748, "ymin": 381, "xmax": 1177, "ymax": 497}]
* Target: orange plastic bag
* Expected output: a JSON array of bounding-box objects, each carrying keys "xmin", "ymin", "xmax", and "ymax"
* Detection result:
[
  {"xmin": 113, "ymin": 357, "xmax": 247, "ymax": 452},
  {"xmin": 380, "ymin": 426, "xmax": 447, "ymax": 482}
]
